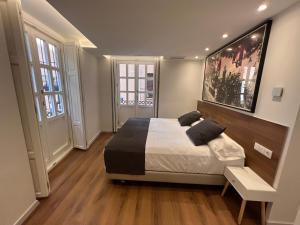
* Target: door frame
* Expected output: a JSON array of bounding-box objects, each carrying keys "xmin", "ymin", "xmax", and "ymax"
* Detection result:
[{"xmin": 112, "ymin": 57, "xmax": 160, "ymax": 131}]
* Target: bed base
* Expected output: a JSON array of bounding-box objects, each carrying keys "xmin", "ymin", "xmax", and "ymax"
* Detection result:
[{"xmin": 106, "ymin": 171, "xmax": 226, "ymax": 185}]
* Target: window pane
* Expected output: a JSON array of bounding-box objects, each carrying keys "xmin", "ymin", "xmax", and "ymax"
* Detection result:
[
  {"xmin": 128, "ymin": 64, "xmax": 135, "ymax": 77},
  {"xmin": 24, "ymin": 32, "xmax": 32, "ymax": 62},
  {"xmin": 120, "ymin": 92, "xmax": 127, "ymax": 105},
  {"xmin": 138, "ymin": 79, "xmax": 145, "ymax": 92},
  {"xmin": 30, "ymin": 66, "xmax": 37, "ymax": 93},
  {"xmin": 146, "ymin": 93, "xmax": 153, "ymax": 106},
  {"xmin": 139, "ymin": 64, "xmax": 145, "ymax": 77},
  {"xmin": 147, "ymin": 80, "xmax": 153, "ymax": 92},
  {"xmin": 138, "ymin": 93, "xmax": 145, "ymax": 105},
  {"xmin": 128, "ymin": 93, "xmax": 135, "ymax": 105},
  {"xmin": 128, "ymin": 79, "xmax": 135, "ymax": 91},
  {"xmin": 120, "ymin": 78, "xmax": 127, "ymax": 91},
  {"xmin": 36, "ymin": 38, "xmax": 49, "ymax": 65},
  {"xmin": 35, "ymin": 97, "xmax": 42, "ymax": 122},
  {"xmin": 119, "ymin": 64, "xmax": 126, "ymax": 77},
  {"xmin": 44, "ymin": 95, "xmax": 56, "ymax": 118},
  {"xmin": 147, "ymin": 64, "xmax": 154, "ymax": 74},
  {"xmin": 40, "ymin": 68, "xmax": 52, "ymax": 92},
  {"xmin": 49, "ymin": 43, "xmax": 59, "ymax": 68},
  {"xmin": 52, "ymin": 70, "xmax": 62, "ymax": 92},
  {"xmin": 55, "ymin": 94, "xmax": 65, "ymax": 115}
]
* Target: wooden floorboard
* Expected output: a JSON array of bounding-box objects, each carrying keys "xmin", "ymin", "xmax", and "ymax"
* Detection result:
[{"xmin": 24, "ymin": 133, "xmax": 260, "ymax": 225}]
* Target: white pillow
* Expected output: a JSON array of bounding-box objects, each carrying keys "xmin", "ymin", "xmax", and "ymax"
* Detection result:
[
  {"xmin": 191, "ymin": 118, "xmax": 204, "ymax": 126},
  {"xmin": 208, "ymin": 133, "xmax": 245, "ymax": 161}
]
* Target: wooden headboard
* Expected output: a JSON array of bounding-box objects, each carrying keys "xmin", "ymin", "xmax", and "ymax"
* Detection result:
[{"xmin": 197, "ymin": 101, "xmax": 288, "ymax": 185}]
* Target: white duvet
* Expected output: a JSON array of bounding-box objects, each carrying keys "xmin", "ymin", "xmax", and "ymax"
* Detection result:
[{"xmin": 145, "ymin": 118, "xmax": 244, "ymax": 175}]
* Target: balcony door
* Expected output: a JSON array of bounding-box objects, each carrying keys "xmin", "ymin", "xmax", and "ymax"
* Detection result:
[
  {"xmin": 116, "ymin": 61, "xmax": 157, "ymax": 128},
  {"xmin": 25, "ymin": 27, "xmax": 72, "ymax": 171}
]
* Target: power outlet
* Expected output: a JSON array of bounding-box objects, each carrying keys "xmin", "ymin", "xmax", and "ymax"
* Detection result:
[{"xmin": 254, "ymin": 142, "xmax": 273, "ymax": 159}]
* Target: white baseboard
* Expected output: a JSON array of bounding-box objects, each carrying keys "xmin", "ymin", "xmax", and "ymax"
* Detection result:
[
  {"xmin": 267, "ymin": 220, "xmax": 294, "ymax": 225},
  {"xmin": 86, "ymin": 130, "xmax": 101, "ymax": 149},
  {"xmin": 47, "ymin": 146, "xmax": 73, "ymax": 172},
  {"xmin": 13, "ymin": 200, "xmax": 39, "ymax": 225}
]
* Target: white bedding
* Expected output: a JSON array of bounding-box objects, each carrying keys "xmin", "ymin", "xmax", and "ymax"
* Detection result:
[{"xmin": 145, "ymin": 118, "xmax": 244, "ymax": 175}]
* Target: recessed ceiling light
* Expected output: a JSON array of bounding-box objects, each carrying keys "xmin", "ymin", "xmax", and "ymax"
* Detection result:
[
  {"xmin": 195, "ymin": 56, "xmax": 199, "ymax": 59},
  {"xmin": 103, "ymin": 55, "xmax": 111, "ymax": 59},
  {"xmin": 258, "ymin": 4, "xmax": 267, "ymax": 12},
  {"xmin": 205, "ymin": 48, "xmax": 210, "ymax": 51},
  {"xmin": 227, "ymin": 48, "xmax": 233, "ymax": 51},
  {"xmin": 222, "ymin": 33, "xmax": 229, "ymax": 39},
  {"xmin": 251, "ymin": 35, "xmax": 257, "ymax": 39}
]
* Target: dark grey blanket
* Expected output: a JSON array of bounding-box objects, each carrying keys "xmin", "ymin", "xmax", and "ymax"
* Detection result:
[{"xmin": 104, "ymin": 118, "xmax": 150, "ymax": 175}]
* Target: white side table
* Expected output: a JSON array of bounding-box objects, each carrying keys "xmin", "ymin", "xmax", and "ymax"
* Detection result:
[{"xmin": 221, "ymin": 166, "xmax": 276, "ymax": 225}]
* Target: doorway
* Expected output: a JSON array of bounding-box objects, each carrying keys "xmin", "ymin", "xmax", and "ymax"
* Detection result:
[
  {"xmin": 24, "ymin": 26, "xmax": 72, "ymax": 171},
  {"xmin": 115, "ymin": 60, "xmax": 158, "ymax": 128}
]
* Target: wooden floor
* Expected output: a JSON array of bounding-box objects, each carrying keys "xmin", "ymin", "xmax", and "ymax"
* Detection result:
[{"xmin": 24, "ymin": 133, "xmax": 260, "ymax": 225}]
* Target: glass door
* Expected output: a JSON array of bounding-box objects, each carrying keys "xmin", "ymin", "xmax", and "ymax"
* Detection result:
[
  {"xmin": 117, "ymin": 61, "xmax": 156, "ymax": 128},
  {"xmin": 24, "ymin": 28, "xmax": 72, "ymax": 170}
]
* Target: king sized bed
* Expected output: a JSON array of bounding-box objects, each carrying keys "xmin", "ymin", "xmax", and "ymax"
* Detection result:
[{"xmin": 104, "ymin": 116, "xmax": 245, "ymax": 185}]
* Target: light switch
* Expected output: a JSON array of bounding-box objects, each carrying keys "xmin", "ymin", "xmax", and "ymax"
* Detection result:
[{"xmin": 272, "ymin": 87, "xmax": 283, "ymax": 101}]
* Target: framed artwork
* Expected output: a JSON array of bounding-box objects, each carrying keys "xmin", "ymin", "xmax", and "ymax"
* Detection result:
[{"xmin": 202, "ymin": 21, "xmax": 272, "ymax": 112}]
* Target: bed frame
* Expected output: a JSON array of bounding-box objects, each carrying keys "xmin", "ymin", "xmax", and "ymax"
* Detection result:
[
  {"xmin": 106, "ymin": 171, "xmax": 226, "ymax": 185},
  {"xmin": 106, "ymin": 101, "xmax": 288, "ymax": 186}
]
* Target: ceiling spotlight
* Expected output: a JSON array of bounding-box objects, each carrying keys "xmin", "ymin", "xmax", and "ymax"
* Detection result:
[
  {"xmin": 205, "ymin": 48, "xmax": 210, "ymax": 51},
  {"xmin": 251, "ymin": 35, "xmax": 257, "ymax": 39},
  {"xmin": 222, "ymin": 33, "xmax": 228, "ymax": 39},
  {"xmin": 103, "ymin": 55, "xmax": 111, "ymax": 59},
  {"xmin": 195, "ymin": 56, "xmax": 199, "ymax": 59},
  {"xmin": 258, "ymin": 4, "xmax": 267, "ymax": 12},
  {"xmin": 227, "ymin": 48, "xmax": 233, "ymax": 51}
]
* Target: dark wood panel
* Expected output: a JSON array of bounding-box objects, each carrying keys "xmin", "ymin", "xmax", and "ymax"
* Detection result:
[
  {"xmin": 24, "ymin": 133, "xmax": 260, "ymax": 225},
  {"xmin": 197, "ymin": 101, "xmax": 288, "ymax": 185}
]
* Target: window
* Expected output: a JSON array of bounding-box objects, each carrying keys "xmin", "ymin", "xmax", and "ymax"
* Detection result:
[
  {"xmin": 25, "ymin": 32, "xmax": 65, "ymax": 120},
  {"xmin": 138, "ymin": 64, "xmax": 154, "ymax": 106},
  {"xmin": 118, "ymin": 62, "xmax": 155, "ymax": 107},
  {"xmin": 119, "ymin": 64, "xmax": 136, "ymax": 106}
]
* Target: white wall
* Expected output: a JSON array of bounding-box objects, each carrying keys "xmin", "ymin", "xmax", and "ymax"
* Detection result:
[
  {"xmin": 0, "ymin": 12, "xmax": 36, "ymax": 225},
  {"xmin": 98, "ymin": 56, "xmax": 113, "ymax": 132},
  {"xmin": 250, "ymin": 3, "xmax": 300, "ymax": 224},
  {"xmin": 253, "ymin": 3, "xmax": 300, "ymax": 128},
  {"xmin": 158, "ymin": 59, "xmax": 204, "ymax": 118},
  {"xmin": 79, "ymin": 48, "xmax": 102, "ymax": 145},
  {"xmin": 267, "ymin": 107, "xmax": 300, "ymax": 225}
]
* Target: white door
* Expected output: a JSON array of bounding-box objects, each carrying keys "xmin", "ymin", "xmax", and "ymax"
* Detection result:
[
  {"xmin": 117, "ymin": 61, "xmax": 156, "ymax": 128},
  {"xmin": 24, "ymin": 27, "xmax": 72, "ymax": 170}
]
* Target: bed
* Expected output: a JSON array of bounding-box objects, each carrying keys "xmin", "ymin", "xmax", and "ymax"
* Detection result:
[{"xmin": 104, "ymin": 117, "xmax": 245, "ymax": 185}]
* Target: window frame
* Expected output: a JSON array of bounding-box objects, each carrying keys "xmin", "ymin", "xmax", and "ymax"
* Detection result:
[
  {"xmin": 117, "ymin": 61, "xmax": 156, "ymax": 108},
  {"xmin": 24, "ymin": 29, "xmax": 67, "ymax": 122}
]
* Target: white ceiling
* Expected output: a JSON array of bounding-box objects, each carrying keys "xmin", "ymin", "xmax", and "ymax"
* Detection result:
[
  {"xmin": 21, "ymin": 0, "xmax": 96, "ymax": 48},
  {"xmin": 46, "ymin": 0, "xmax": 299, "ymax": 58}
]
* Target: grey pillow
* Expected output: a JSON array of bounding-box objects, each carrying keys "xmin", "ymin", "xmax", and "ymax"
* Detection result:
[
  {"xmin": 178, "ymin": 111, "xmax": 201, "ymax": 126},
  {"xmin": 186, "ymin": 119, "xmax": 226, "ymax": 146}
]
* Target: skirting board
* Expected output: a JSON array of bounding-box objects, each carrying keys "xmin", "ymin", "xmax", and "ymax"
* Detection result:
[
  {"xmin": 47, "ymin": 147, "xmax": 73, "ymax": 172},
  {"xmin": 267, "ymin": 221, "xmax": 293, "ymax": 225},
  {"xmin": 106, "ymin": 171, "xmax": 226, "ymax": 185},
  {"xmin": 86, "ymin": 130, "xmax": 102, "ymax": 149},
  {"xmin": 13, "ymin": 200, "xmax": 39, "ymax": 225}
]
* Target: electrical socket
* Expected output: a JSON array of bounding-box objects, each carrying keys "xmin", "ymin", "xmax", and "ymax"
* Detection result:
[{"xmin": 254, "ymin": 142, "xmax": 273, "ymax": 159}]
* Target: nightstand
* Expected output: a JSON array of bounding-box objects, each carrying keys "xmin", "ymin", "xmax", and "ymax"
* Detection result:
[{"xmin": 221, "ymin": 166, "xmax": 276, "ymax": 225}]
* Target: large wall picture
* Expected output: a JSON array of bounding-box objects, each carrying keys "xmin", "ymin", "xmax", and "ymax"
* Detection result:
[{"xmin": 202, "ymin": 21, "xmax": 272, "ymax": 112}]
